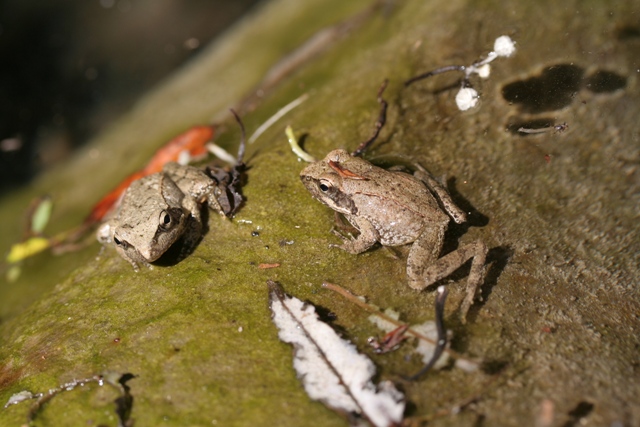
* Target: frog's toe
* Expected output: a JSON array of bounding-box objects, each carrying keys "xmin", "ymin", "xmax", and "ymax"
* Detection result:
[
  {"xmin": 407, "ymin": 278, "xmax": 424, "ymax": 291},
  {"xmin": 330, "ymin": 228, "xmax": 357, "ymax": 245}
]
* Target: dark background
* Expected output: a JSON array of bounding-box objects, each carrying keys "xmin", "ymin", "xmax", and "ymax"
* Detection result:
[{"xmin": 0, "ymin": 0, "xmax": 261, "ymax": 194}]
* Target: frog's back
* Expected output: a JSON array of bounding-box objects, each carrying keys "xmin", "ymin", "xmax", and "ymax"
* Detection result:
[
  {"xmin": 118, "ymin": 173, "xmax": 162, "ymax": 210},
  {"xmin": 351, "ymin": 172, "xmax": 448, "ymax": 246}
]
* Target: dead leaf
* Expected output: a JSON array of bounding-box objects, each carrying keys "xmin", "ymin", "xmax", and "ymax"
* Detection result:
[{"xmin": 268, "ymin": 280, "xmax": 404, "ymax": 427}]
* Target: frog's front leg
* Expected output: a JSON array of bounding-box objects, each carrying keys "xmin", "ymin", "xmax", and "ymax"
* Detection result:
[
  {"xmin": 332, "ymin": 215, "xmax": 379, "ymax": 254},
  {"xmin": 179, "ymin": 195, "xmax": 204, "ymax": 259},
  {"xmin": 407, "ymin": 223, "xmax": 487, "ymax": 323},
  {"xmin": 96, "ymin": 219, "xmax": 116, "ymax": 246}
]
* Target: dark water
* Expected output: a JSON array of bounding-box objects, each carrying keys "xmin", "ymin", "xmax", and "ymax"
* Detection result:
[{"xmin": 0, "ymin": 0, "xmax": 260, "ymax": 194}]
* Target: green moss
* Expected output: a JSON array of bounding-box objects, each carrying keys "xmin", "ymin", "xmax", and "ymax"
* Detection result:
[{"xmin": 1, "ymin": 0, "xmax": 639, "ymax": 426}]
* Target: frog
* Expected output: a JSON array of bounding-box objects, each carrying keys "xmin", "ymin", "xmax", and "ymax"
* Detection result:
[
  {"xmin": 97, "ymin": 162, "xmax": 228, "ymax": 270},
  {"xmin": 300, "ymin": 149, "xmax": 488, "ymax": 322}
]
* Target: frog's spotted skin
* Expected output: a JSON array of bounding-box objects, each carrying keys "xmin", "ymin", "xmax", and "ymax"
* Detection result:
[
  {"xmin": 97, "ymin": 162, "xmax": 225, "ymax": 270},
  {"xmin": 300, "ymin": 149, "xmax": 487, "ymax": 322}
]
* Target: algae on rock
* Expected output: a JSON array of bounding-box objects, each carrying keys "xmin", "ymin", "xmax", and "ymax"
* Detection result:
[{"xmin": 1, "ymin": 0, "xmax": 639, "ymax": 426}]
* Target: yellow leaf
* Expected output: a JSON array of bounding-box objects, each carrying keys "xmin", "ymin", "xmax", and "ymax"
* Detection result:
[{"xmin": 6, "ymin": 237, "xmax": 51, "ymax": 264}]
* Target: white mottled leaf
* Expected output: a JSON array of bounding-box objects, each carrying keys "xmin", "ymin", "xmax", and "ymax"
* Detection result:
[
  {"xmin": 4, "ymin": 390, "xmax": 36, "ymax": 408},
  {"xmin": 268, "ymin": 281, "xmax": 404, "ymax": 427}
]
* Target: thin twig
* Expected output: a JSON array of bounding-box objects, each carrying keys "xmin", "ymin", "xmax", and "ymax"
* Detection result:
[
  {"xmin": 351, "ymin": 79, "xmax": 389, "ymax": 157},
  {"xmin": 229, "ymin": 109, "xmax": 246, "ymax": 164},
  {"xmin": 248, "ymin": 93, "xmax": 309, "ymax": 144},
  {"xmin": 286, "ymin": 126, "xmax": 316, "ymax": 162},
  {"xmin": 407, "ymin": 286, "xmax": 448, "ymax": 380},
  {"xmin": 404, "ymin": 65, "xmax": 466, "ymax": 87}
]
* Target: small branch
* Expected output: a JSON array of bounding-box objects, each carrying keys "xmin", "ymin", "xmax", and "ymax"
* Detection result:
[
  {"xmin": 248, "ymin": 93, "xmax": 309, "ymax": 144},
  {"xmin": 322, "ymin": 282, "xmax": 478, "ymax": 365},
  {"xmin": 407, "ymin": 286, "xmax": 448, "ymax": 380},
  {"xmin": 404, "ymin": 36, "xmax": 516, "ymax": 111},
  {"xmin": 351, "ymin": 79, "xmax": 389, "ymax": 157},
  {"xmin": 14, "ymin": 373, "xmax": 136, "ymax": 425},
  {"xmin": 229, "ymin": 109, "xmax": 246, "ymax": 164},
  {"xmin": 404, "ymin": 65, "xmax": 465, "ymax": 87},
  {"xmin": 286, "ymin": 126, "xmax": 316, "ymax": 162}
]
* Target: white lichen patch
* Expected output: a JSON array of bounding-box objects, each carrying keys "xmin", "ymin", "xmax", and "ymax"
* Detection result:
[{"xmin": 368, "ymin": 308, "xmax": 401, "ymax": 332}]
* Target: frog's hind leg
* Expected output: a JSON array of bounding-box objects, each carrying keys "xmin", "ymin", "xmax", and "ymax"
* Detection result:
[
  {"xmin": 413, "ymin": 166, "xmax": 467, "ymax": 225},
  {"xmin": 407, "ymin": 223, "xmax": 446, "ymax": 290},
  {"xmin": 407, "ymin": 225, "xmax": 487, "ymax": 323}
]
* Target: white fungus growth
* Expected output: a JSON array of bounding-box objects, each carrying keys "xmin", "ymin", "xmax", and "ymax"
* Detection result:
[
  {"xmin": 493, "ymin": 35, "xmax": 516, "ymax": 57},
  {"xmin": 453, "ymin": 35, "xmax": 515, "ymax": 110},
  {"xmin": 455, "ymin": 87, "xmax": 479, "ymax": 111},
  {"xmin": 406, "ymin": 35, "xmax": 516, "ymax": 112},
  {"xmin": 464, "ymin": 35, "xmax": 516, "ymax": 80},
  {"xmin": 476, "ymin": 64, "xmax": 491, "ymax": 79}
]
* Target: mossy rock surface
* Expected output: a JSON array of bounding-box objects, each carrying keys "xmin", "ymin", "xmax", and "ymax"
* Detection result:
[{"xmin": 1, "ymin": 1, "xmax": 638, "ymax": 426}]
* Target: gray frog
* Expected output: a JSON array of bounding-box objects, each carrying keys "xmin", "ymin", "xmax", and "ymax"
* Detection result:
[
  {"xmin": 300, "ymin": 149, "xmax": 487, "ymax": 321},
  {"xmin": 97, "ymin": 162, "xmax": 227, "ymax": 270}
]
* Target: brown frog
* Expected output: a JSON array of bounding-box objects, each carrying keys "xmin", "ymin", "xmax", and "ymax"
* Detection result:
[
  {"xmin": 98, "ymin": 112, "xmax": 246, "ymax": 270},
  {"xmin": 97, "ymin": 162, "xmax": 227, "ymax": 270},
  {"xmin": 300, "ymin": 149, "xmax": 487, "ymax": 321}
]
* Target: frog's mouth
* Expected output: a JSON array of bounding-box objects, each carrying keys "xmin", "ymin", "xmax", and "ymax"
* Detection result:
[
  {"xmin": 140, "ymin": 246, "xmax": 164, "ymax": 262},
  {"xmin": 138, "ymin": 237, "xmax": 180, "ymax": 263}
]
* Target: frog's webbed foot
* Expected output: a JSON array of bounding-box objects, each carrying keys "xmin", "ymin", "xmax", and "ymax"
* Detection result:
[
  {"xmin": 329, "ymin": 228, "xmax": 358, "ymax": 251},
  {"xmin": 330, "ymin": 216, "xmax": 378, "ymax": 254},
  {"xmin": 331, "ymin": 238, "xmax": 376, "ymax": 254},
  {"xmin": 127, "ymin": 258, "xmax": 154, "ymax": 272},
  {"xmin": 428, "ymin": 240, "xmax": 487, "ymax": 323}
]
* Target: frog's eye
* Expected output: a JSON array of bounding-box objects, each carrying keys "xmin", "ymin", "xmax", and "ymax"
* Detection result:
[
  {"xmin": 159, "ymin": 210, "xmax": 173, "ymax": 229},
  {"xmin": 318, "ymin": 180, "xmax": 331, "ymax": 192},
  {"xmin": 158, "ymin": 208, "xmax": 183, "ymax": 230},
  {"xmin": 113, "ymin": 235, "xmax": 128, "ymax": 249}
]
